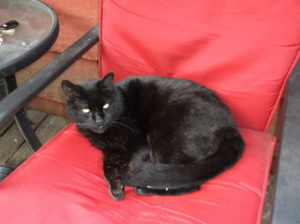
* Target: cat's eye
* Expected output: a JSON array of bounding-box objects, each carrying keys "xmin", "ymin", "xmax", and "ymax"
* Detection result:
[
  {"xmin": 81, "ymin": 108, "xmax": 90, "ymax": 113},
  {"xmin": 102, "ymin": 103, "xmax": 109, "ymax": 109}
]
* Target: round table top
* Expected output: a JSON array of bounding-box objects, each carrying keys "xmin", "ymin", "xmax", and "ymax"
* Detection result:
[{"xmin": 0, "ymin": 0, "xmax": 58, "ymax": 77}]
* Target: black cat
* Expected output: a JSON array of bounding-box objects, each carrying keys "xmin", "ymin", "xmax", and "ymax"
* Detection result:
[{"xmin": 62, "ymin": 72, "xmax": 244, "ymax": 200}]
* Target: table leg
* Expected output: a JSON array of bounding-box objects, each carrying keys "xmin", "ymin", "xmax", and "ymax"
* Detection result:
[
  {"xmin": 0, "ymin": 166, "xmax": 14, "ymax": 181},
  {"xmin": 2, "ymin": 75, "xmax": 42, "ymax": 151}
]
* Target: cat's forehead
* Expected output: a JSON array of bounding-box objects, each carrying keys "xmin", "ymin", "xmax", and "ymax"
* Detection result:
[
  {"xmin": 77, "ymin": 80, "xmax": 113, "ymax": 103},
  {"xmin": 78, "ymin": 80, "xmax": 98, "ymax": 89}
]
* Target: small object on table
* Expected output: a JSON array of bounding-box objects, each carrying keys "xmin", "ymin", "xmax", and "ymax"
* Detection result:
[
  {"xmin": 0, "ymin": 20, "xmax": 19, "ymax": 45},
  {"xmin": 1, "ymin": 28, "xmax": 15, "ymax": 35},
  {"xmin": 0, "ymin": 20, "xmax": 19, "ymax": 30}
]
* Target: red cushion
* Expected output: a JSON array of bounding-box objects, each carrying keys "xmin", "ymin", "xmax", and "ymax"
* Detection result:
[
  {"xmin": 100, "ymin": 0, "xmax": 300, "ymax": 131},
  {"xmin": 0, "ymin": 124, "xmax": 276, "ymax": 223}
]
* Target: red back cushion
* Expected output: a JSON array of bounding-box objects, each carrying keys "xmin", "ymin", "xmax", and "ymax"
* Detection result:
[{"xmin": 99, "ymin": 0, "xmax": 300, "ymax": 131}]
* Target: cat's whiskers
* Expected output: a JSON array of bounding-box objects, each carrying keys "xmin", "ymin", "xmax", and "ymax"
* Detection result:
[
  {"xmin": 111, "ymin": 121, "xmax": 135, "ymax": 133},
  {"xmin": 109, "ymin": 122, "xmax": 126, "ymax": 132},
  {"xmin": 76, "ymin": 123, "xmax": 87, "ymax": 128},
  {"xmin": 119, "ymin": 117, "xmax": 137, "ymax": 123}
]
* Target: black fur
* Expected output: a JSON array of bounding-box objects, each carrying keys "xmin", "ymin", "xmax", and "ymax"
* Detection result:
[{"xmin": 62, "ymin": 73, "xmax": 244, "ymax": 200}]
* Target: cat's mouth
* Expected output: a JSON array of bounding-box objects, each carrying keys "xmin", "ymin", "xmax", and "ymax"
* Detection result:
[
  {"xmin": 90, "ymin": 125, "xmax": 107, "ymax": 134},
  {"xmin": 77, "ymin": 123, "xmax": 107, "ymax": 134}
]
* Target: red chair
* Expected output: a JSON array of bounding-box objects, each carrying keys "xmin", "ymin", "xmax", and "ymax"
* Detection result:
[{"xmin": 0, "ymin": 0, "xmax": 299, "ymax": 223}]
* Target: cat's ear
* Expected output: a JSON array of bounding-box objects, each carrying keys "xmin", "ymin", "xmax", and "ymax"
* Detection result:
[
  {"xmin": 98, "ymin": 72, "xmax": 114, "ymax": 89},
  {"xmin": 61, "ymin": 80, "xmax": 81, "ymax": 100}
]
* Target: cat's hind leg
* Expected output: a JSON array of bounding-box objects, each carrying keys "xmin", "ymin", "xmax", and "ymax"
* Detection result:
[{"xmin": 134, "ymin": 185, "xmax": 200, "ymax": 196}]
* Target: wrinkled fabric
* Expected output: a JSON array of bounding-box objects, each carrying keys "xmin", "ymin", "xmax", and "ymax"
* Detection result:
[
  {"xmin": 0, "ymin": 124, "xmax": 276, "ymax": 224},
  {"xmin": 100, "ymin": 0, "xmax": 300, "ymax": 131}
]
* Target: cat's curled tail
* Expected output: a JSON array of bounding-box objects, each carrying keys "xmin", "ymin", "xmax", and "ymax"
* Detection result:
[{"xmin": 122, "ymin": 127, "xmax": 245, "ymax": 189}]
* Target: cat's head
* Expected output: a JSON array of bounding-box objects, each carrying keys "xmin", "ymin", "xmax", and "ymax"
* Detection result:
[{"xmin": 61, "ymin": 72, "xmax": 123, "ymax": 134}]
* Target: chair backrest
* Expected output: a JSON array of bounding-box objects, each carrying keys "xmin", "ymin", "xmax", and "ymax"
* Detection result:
[{"xmin": 99, "ymin": 0, "xmax": 300, "ymax": 131}]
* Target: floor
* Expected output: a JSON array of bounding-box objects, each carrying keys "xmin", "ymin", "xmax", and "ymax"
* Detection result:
[{"xmin": 0, "ymin": 109, "xmax": 69, "ymax": 169}]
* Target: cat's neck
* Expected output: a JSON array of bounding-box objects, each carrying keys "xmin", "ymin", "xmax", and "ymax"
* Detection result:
[{"xmin": 115, "ymin": 84, "xmax": 140, "ymax": 122}]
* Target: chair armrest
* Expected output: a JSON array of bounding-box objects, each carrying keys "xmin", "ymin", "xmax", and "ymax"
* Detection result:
[
  {"xmin": 271, "ymin": 61, "xmax": 300, "ymax": 223},
  {"xmin": 0, "ymin": 25, "xmax": 99, "ymax": 127}
]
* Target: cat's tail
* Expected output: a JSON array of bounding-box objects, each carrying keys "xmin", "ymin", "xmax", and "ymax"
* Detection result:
[{"xmin": 122, "ymin": 127, "xmax": 245, "ymax": 189}]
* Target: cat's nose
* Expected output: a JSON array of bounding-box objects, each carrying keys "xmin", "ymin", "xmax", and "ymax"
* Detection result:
[{"xmin": 95, "ymin": 117, "xmax": 104, "ymax": 126}]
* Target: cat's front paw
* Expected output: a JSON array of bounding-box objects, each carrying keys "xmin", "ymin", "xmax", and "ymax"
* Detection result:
[{"xmin": 109, "ymin": 180, "xmax": 125, "ymax": 201}]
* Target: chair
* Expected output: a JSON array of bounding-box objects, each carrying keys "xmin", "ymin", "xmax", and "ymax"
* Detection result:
[{"xmin": 0, "ymin": 0, "xmax": 299, "ymax": 223}]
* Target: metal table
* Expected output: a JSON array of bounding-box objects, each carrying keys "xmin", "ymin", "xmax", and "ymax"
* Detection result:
[{"xmin": 0, "ymin": 0, "xmax": 58, "ymax": 151}]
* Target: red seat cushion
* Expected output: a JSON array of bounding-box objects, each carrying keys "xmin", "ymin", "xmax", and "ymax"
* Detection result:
[
  {"xmin": 0, "ymin": 124, "xmax": 276, "ymax": 224},
  {"xmin": 100, "ymin": 0, "xmax": 300, "ymax": 131}
]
